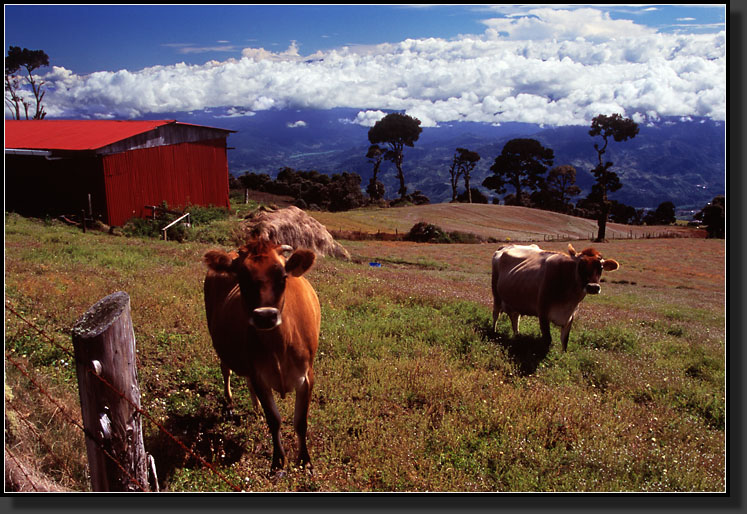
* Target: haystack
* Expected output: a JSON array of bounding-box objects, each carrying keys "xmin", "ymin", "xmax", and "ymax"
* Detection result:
[{"xmin": 240, "ymin": 206, "xmax": 350, "ymax": 260}]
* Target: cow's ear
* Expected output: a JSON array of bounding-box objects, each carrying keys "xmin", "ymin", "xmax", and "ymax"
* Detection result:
[
  {"xmin": 568, "ymin": 244, "xmax": 577, "ymax": 257},
  {"xmin": 204, "ymin": 250, "xmax": 235, "ymax": 273},
  {"xmin": 602, "ymin": 259, "xmax": 619, "ymax": 272},
  {"xmin": 286, "ymin": 249, "xmax": 315, "ymax": 277}
]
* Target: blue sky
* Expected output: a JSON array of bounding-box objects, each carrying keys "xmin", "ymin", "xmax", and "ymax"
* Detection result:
[
  {"xmin": 5, "ymin": 4, "xmax": 725, "ymax": 74},
  {"xmin": 4, "ymin": 4, "xmax": 727, "ymax": 126}
]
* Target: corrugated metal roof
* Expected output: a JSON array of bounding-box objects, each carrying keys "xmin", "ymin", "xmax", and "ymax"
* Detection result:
[
  {"xmin": 4, "ymin": 119, "xmax": 233, "ymax": 151},
  {"xmin": 5, "ymin": 120, "xmax": 174, "ymax": 151}
]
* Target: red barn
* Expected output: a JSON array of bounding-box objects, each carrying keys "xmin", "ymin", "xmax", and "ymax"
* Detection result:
[{"xmin": 4, "ymin": 120, "xmax": 235, "ymax": 226}]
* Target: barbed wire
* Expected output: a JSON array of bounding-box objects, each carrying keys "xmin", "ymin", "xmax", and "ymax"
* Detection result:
[
  {"xmin": 5, "ymin": 352, "xmax": 149, "ymax": 492},
  {"xmin": 4, "ymin": 301, "xmax": 244, "ymax": 493},
  {"xmin": 5, "ymin": 446, "xmax": 41, "ymax": 492},
  {"xmin": 6, "ymin": 400, "xmax": 78, "ymax": 486},
  {"xmin": 5, "ymin": 302, "xmax": 75, "ymax": 358}
]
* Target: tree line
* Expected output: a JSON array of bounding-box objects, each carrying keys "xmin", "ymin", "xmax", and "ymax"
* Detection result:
[{"xmin": 238, "ymin": 112, "xmax": 718, "ymax": 241}]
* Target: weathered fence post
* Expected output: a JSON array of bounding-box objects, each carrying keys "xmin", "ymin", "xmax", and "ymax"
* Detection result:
[{"xmin": 72, "ymin": 291, "xmax": 151, "ymax": 492}]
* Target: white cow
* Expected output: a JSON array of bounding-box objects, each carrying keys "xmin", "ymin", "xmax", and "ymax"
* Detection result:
[{"xmin": 491, "ymin": 243, "xmax": 619, "ymax": 351}]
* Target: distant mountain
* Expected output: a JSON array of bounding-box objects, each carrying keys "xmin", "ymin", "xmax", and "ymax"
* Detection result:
[{"xmin": 161, "ymin": 108, "xmax": 725, "ymax": 211}]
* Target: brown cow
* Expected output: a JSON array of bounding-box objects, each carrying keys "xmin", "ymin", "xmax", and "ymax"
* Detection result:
[
  {"xmin": 491, "ymin": 243, "xmax": 619, "ymax": 351},
  {"xmin": 203, "ymin": 238, "xmax": 320, "ymax": 475}
]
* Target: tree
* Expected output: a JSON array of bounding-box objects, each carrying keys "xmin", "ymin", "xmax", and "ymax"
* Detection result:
[
  {"xmin": 448, "ymin": 148, "xmax": 481, "ymax": 203},
  {"xmin": 482, "ymin": 138, "xmax": 554, "ymax": 206},
  {"xmin": 327, "ymin": 172, "xmax": 365, "ymax": 212},
  {"xmin": 367, "ymin": 113, "xmax": 422, "ymax": 199},
  {"xmin": 239, "ymin": 171, "xmax": 272, "ymax": 191},
  {"xmin": 609, "ymin": 200, "xmax": 639, "ymax": 225},
  {"xmin": 365, "ymin": 145, "xmax": 386, "ymax": 201},
  {"xmin": 588, "ymin": 113, "xmax": 639, "ymax": 241},
  {"xmin": 653, "ymin": 202, "xmax": 677, "ymax": 225},
  {"xmin": 5, "ymin": 46, "xmax": 50, "ymax": 120},
  {"xmin": 545, "ymin": 165, "xmax": 581, "ymax": 213},
  {"xmin": 457, "ymin": 188, "xmax": 489, "ymax": 204},
  {"xmin": 695, "ymin": 195, "xmax": 725, "ymax": 238},
  {"xmin": 450, "ymin": 148, "xmax": 480, "ymax": 203},
  {"xmin": 448, "ymin": 153, "xmax": 462, "ymax": 202}
]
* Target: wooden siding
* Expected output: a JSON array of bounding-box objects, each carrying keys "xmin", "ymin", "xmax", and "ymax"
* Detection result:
[
  {"xmin": 102, "ymin": 139, "xmax": 230, "ymax": 226},
  {"xmin": 96, "ymin": 124, "xmax": 232, "ymax": 156}
]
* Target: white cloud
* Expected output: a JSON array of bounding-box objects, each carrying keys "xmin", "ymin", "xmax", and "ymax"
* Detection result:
[
  {"xmin": 241, "ymin": 41, "xmax": 302, "ymax": 62},
  {"xmin": 481, "ymin": 7, "xmax": 656, "ymax": 42},
  {"xmin": 216, "ymin": 107, "xmax": 256, "ymax": 118},
  {"xmin": 287, "ymin": 120, "xmax": 307, "ymax": 128},
  {"xmin": 342, "ymin": 110, "xmax": 386, "ymax": 127},
  {"xmin": 31, "ymin": 8, "xmax": 725, "ymax": 127}
]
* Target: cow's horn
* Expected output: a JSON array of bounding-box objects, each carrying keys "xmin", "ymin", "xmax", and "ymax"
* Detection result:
[{"xmin": 568, "ymin": 243, "xmax": 577, "ymax": 257}]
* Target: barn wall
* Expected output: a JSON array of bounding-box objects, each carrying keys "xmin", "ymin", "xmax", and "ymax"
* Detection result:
[{"xmin": 102, "ymin": 139, "xmax": 230, "ymax": 226}]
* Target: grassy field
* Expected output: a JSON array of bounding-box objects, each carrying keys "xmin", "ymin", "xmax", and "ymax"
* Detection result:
[
  {"xmin": 309, "ymin": 203, "xmax": 705, "ymax": 241},
  {"xmin": 4, "ymin": 208, "xmax": 725, "ymax": 492}
]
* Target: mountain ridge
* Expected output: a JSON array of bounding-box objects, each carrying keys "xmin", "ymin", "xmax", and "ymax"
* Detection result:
[{"xmin": 158, "ymin": 108, "xmax": 725, "ymax": 211}]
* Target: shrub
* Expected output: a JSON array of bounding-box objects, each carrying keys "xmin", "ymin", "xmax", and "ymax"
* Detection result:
[
  {"xmin": 406, "ymin": 222, "xmax": 448, "ymax": 243},
  {"xmin": 457, "ymin": 188, "xmax": 489, "ymax": 204},
  {"xmin": 122, "ymin": 216, "xmax": 162, "ymax": 239},
  {"xmin": 122, "ymin": 203, "xmax": 231, "ymax": 243},
  {"xmin": 187, "ymin": 205, "xmax": 230, "ymax": 225},
  {"xmin": 405, "ymin": 222, "xmax": 489, "ymax": 244}
]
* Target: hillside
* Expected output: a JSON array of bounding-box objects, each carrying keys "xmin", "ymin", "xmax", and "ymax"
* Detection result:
[{"xmin": 309, "ymin": 202, "xmax": 703, "ymax": 242}]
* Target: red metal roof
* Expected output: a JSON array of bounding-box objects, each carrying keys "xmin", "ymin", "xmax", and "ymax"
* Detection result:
[
  {"xmin": 4, "ymin": 119, "xmax": 232, "ymax": 151},
  {"xmin": 5, "ymin": 119, "xmax": 175, "ymax": 151}
]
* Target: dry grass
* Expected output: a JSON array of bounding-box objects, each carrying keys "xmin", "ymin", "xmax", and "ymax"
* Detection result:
[
  {"xmin": 4, "ymin": 212, "xmax": 725, "ymax": 493},
  {"xmin": 310, "ymin": 203, "xmax": 705, "ymax": 242}
]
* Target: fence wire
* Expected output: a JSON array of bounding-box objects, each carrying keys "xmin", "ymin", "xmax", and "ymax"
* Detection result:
[{"xmin": 5, "ymin": 302, "xmax": 244, "ymax": 493}]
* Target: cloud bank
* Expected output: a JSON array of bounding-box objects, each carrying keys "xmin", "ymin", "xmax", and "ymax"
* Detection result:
[{"xmin": 33, "ymin": 8, "xmax": 725, "ymax": 127}]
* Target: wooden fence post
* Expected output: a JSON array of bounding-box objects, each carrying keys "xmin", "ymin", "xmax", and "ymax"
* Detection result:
[{"xmin": 72, "ymin": 291, "xmax": 151, "ymax": 492}]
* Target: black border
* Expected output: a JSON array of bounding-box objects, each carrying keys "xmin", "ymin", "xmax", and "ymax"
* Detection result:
[{"xmin": 4, "ymin": 3, "xmax": 740, "ymax": 513}]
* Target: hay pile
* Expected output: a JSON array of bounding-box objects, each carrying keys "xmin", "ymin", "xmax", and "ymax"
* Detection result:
[{"xmin": 240, "ymin": 206, "xmax": 350, "ymax": 260}]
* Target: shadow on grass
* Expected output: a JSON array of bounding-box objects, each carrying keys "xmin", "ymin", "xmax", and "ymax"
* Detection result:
[
  {"xmin": 145, "ymin": 407, "xmax": 249, "ymax": 490},
  {"xmin": 478, "ymin": 322, "xmax": 551, "ymax": 377}
]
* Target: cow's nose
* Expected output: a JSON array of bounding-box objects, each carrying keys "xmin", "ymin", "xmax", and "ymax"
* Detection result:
[
  {"xmin": 586, "ymin": 283, "xmax": 602, "ymax": 295},
  {"xmin": 251, "ymin": 307, "xmax": 282, "ymax": 330}
]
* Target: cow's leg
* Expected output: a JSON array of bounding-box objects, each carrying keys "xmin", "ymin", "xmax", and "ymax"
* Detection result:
[
  {"xmin": 252, "ymin": 381, "xmax": 286, "ymax": 475},
  {"xmin": 293, "ymin": 369, "xmax": 314, "ymax": 471},
  {"xmin": 245, "ymin": 377, "xmax": 261, "ymax": 414},
  {"xmin": 560, "ymin": 317, "xmax": 574, "ymax": 352},
  {"xmin": 492, "ymin": 302, "xmax": 502, "ymax": 333},
  {"xmin": 220, "ymin": 362, "xmax": 234, "ymax": 417},
  {"xmin": 509, "ymin": 312, "xmax": 521, "ymax": 336},
  {"xmin": 539, "ymin": 316, "xmax": 552, "ymax": 346},
  {"xmin": 491, "ymin": 281, "xmax": 501, "ymax": 332}
]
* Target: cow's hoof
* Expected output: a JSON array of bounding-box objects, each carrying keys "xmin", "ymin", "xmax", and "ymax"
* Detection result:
[
  {"xmin": 223, "ymin": 407, "xmax": 241, "ymax": 425},
  {"xmin": 269, "ymin": 469, "xmax": 286, "ymax": 481},
  {"xmin": 295, "ymin": 461, "xmax": 314, "ymax": 476}
]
